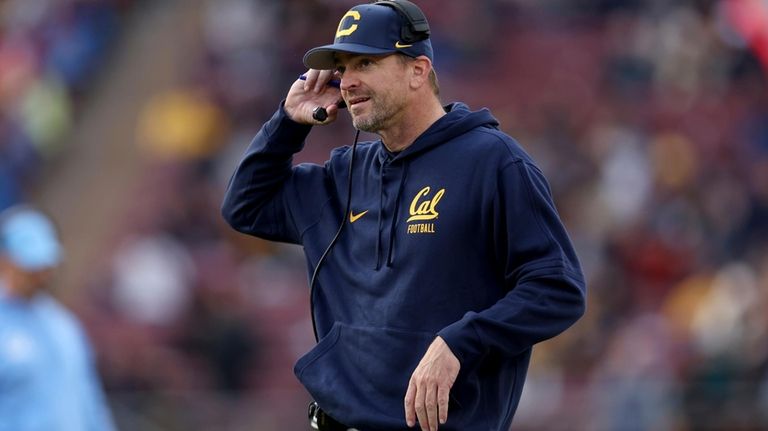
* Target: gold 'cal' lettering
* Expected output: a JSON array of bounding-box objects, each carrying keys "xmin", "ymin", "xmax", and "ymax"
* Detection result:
[
  {"xmin": 335, "ymin": 11, "xmax": 360, "ymax": 38},
  {"xmin": 407, "ymin": 186, "xmax": 445, "ymax": 222}
]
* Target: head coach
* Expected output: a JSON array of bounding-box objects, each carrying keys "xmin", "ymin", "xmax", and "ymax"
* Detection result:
[{"xmin": 221, "ymin": 1, "xmax": 586, "ymax": 430}]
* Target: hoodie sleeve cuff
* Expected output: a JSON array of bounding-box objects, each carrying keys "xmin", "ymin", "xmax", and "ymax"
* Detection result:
[
  {"xmin": 260, "ymin": 101, "xmax": 313, "ymax": 152},
  {"xmin": 437, "ymin": 312, "xmax": 487, "ymax": 369}
]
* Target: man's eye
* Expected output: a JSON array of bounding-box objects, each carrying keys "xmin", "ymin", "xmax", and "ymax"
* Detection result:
[
  {"xmin": 335, "ymin": 66, "xmax": 346, "ymax": 76},
  {"xmin": 355, "ymin": 58, "xmax": 375, "ymax": 70}
]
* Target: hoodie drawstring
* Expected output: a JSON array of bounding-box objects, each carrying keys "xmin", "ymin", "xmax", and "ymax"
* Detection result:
[
  {"xmin": 374, "ymin": 160, "xmax": 385, "ymax": 270},
  {"xmin": 386, "ymin": 162, "xmax": 408, "ymax": 267}
]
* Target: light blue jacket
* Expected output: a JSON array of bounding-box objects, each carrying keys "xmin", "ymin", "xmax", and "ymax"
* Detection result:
[{"xmin": 0, "ymin": 282, "xmax": 116, "ymax": 431}]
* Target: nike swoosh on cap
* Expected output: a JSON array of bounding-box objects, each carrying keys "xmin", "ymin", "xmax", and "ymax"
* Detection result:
[{"xmin": 395, "ymin": 41, "xmax": 413, "ymax": 48}]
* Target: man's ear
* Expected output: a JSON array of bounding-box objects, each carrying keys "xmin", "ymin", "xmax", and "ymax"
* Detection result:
[{"xmin": 409, "ymin": 56, "xmax": 432, "ymax": 90}]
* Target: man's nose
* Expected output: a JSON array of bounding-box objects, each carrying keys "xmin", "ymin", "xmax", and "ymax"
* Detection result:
[{"xmin": 340, "ymin": 73, "xmax": 359, "ymax": 92}]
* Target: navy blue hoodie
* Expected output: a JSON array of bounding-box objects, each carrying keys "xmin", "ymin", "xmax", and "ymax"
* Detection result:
[{"xmin": 222, "ymin": 102, "xmax": 586, "ymax": 430}]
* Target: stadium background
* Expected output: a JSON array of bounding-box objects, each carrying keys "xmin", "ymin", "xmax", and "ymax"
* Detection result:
[{"xmin": 2, "ymin": 0, "xmax": 768, "ymax": 429}]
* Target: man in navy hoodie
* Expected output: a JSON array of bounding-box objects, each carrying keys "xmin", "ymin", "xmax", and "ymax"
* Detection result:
[{"xmin": 221, "ymin": 1, "xmax": 586, "ymax": 430}]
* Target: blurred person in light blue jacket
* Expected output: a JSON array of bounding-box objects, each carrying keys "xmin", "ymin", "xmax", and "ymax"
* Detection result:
[{"xmin": 0, "ymin": 206, "xmax": 115, "ymax": 431}]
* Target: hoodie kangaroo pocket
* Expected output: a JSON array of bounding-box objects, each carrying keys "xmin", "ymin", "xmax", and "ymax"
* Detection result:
[{"xmin": 294, "ymin": 322, "xmax": 436, "ymax": 428}]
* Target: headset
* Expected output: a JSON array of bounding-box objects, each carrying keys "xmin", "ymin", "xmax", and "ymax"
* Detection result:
[{"xmin": 373, "ymin": 0, "xmax": 430, "ymax": 44}]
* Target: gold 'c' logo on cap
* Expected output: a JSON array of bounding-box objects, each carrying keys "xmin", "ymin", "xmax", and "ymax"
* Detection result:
[{"xmin": 336, "ymin": 11, "xmax": 361, "ymax": 38}]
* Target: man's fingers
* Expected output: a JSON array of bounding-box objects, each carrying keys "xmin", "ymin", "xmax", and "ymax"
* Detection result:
[
  {"xmin": 437, "ymin": 385, "xmax": 450, "ymax": 425},
  {"xmin": 404, "ymin": 338, "xmax": 461, "ymax": 430},
  {"xmin": 286, "ymin": 69, "xmax": 342, "ymax": 125},
  {"xmin": 314, "ymin": 69, "xmax": 335, "ymax": 93},
  {"xmin": 405, "ymin": 379, "xmax": 417, "ymax": 427},
  {"xmin": 300, "ymin": 69, "xmax": 334, "ymax": 93},
  {"xmin": 302, "ymin": 69, "xmax": 319, "ymax": 91},
  {"xmin": 323, "ymin": 103, "xmax": 340, "ymax": 121},
  {"xmin": 426, "ymin": 381, "xmax": 438, "ymax": 431},
  {"xmin": 414, "ymin": 381, "xmax": 429, "ymax": 431}
]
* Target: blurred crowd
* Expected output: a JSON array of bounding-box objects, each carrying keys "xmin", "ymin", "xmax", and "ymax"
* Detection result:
[
  {"xmin": 4, "ymin": 0, "xmax": 768, "ymax": 430},
  {"xmin": 0, "ymin": 0, "xmax": 132, "ymax": 209}
]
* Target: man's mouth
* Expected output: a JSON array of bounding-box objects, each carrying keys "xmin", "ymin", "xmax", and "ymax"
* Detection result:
[{"xmin": 348, "ymin": 96, "xmax": 371, "ymax": 106}]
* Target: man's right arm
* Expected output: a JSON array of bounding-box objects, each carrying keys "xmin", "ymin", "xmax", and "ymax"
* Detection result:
[
  {"xmin": 221, "ymin": 104, "xmax": 315, "ymax": 244},
  {"xmin": 221, "ymin": 69, "xmax": 344, "ymax": 243}
]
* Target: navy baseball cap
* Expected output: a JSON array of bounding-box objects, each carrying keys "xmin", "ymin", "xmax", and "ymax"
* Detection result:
[
  {"xmin": 0, "ymin": 206, "xmax": 62, "ymax": 271},
  {"xmin": 303, "ymin": 1, "xmax": 433, "ymax": 70}
]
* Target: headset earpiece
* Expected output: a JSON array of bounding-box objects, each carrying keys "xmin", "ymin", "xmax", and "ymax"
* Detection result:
[{"xmin": 373, "ymin": 0, "xmax": 430, "ymax": 44}]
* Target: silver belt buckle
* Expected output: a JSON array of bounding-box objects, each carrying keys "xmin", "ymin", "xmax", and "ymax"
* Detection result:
[
  {"xmin": 308, "ymin": 402, "xmax": 320, "ymax": 430},
  {"xmin": 308, "ymin": 401, "xmax": 360, "ymax": 431}
]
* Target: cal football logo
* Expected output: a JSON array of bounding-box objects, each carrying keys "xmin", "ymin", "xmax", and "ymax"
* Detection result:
[{"xmin": 407, "ymin": 186, "xmax": 444, "ymax": 234}]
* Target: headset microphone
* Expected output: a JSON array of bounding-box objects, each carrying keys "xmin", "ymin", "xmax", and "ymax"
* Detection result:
[
  {"xmin": 311, "ymin": 99, "xmax": 347, "ymax": 122},
  {"xmin": 298, "ymin": 74, "xmax": 346, "ymax": 122},
  {"xmin": 312, "ymin": 107, "xmax": 329, "ymax": 122}
]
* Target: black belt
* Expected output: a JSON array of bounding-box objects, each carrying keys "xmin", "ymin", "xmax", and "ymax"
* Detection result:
[{"xmin": 308, "ymin": 402, "xmax": 358, "ymax": 431}]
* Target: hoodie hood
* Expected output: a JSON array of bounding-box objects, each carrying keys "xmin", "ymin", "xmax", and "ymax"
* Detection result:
[{"xmin": 385, "ymin": 102, "xmax": 500, "ymax": 162}]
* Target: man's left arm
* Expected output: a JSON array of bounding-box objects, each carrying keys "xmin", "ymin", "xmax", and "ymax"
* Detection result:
[
  {"xmin": 439, "ymin": 159, "xmax": 586, "ymax": 369},
  {"xmin": 405, "ymin": 160, "xmax": 586, "ymax": 430}
]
